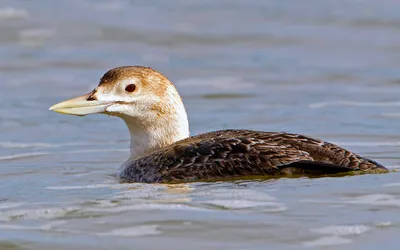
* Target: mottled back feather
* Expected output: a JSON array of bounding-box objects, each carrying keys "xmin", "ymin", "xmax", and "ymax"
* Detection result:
[{"xmin": 119, "ymin": 129, "xmax": 388, "ymax": 183}]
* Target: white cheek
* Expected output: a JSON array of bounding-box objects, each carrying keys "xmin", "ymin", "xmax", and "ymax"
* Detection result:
[
  {"xmin": 106, "ymin": 104, "xmax": 133, "ymax": 115},
  {"xmin": 97, "ymin": 88, "xmax": 131, "ymax": 102}
]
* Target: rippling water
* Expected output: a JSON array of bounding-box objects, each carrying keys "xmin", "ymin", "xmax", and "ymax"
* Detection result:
[{"xmin": 1, "ymin": 0, "xmax": 400, "ymax": 249}]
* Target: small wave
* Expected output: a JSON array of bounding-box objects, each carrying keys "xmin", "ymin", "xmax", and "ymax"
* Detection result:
[
  {"xmin": 0, "ymin": 207, "xmax": 78, "ymax": 222},
  {"xmin": 376, "ymin": 221, "xmax": 392, "ymax": 228},
  {"xmin": 383, "ymin": 183, "xmax": 400, "ymax": 187},
  {"xmin": 0, "ymin": 7, "xmax": 28, "ymax": 20},
  {"xmin": 309, "ymin": 101, "xmax": 400, "ymax": 109},
  {"xmin": 333, "ymin": 141, "xmax": 400, "ymax": 147},
  {"xmin": 112, "ymin": 187, "xmax": 186, "ymax": 200},
  {"xmin": 86, "ymin": 203, "xmax": 209, "ymax": 213},
  {"xmin": 381, "ymin": 113, "xmax": 400, "ymax": 118},
  {"xmin": 46, "ymin": 183, "xmax": 141, "ymax": 190},
  {"xmin": 303, "ymin": 236, "xmax": 352, "ymax": 247},
  {"xmin": 0, "ymin": 202, "xmax": 24, "ymax": 210},
  {"xmin": 47, "ymin": 184, "xmax": 116, "ymax": 190},
  {"xmin": 177, "ymin": 77, "xmax": 255, "ymax": 90},
  {"xmin": 93, "ymin": 2, "xmax": 127, "ymax": 12},
  {"xmin": 0, "ymin": 220, "xmax": 66, "ymax": 231},
  {"xmin": 47, "ymin": 182, "xmax": 167, "ymax": 191},
  {"xmin": 304, "ymin": 224, "xmax": 370, "ymax": 247},
  {"xmin": 0, "ymin": 142, "xmax": 55, "ymax": 149},
  {"xmin": 0, "ymin": 152, "xmax": 50, "ymax": 161},
  {"xmin": 18, "ymin": 29, "xmax": 54, "ymax": 47},
  {"xmin": 311, "ymin": 225, "xmax": 370, "ymax": 236},
  {"xmin": 0, "ymin": 223, "xmax": 160, "ymax": 237},
  {"xmin": 344, "ymin": 194, "xmax": 400, "ymax": 207},
  {"xmin": 97, "ymin": 225, "xmax": 161, "ymax": 237},
  {"xmin": 62, "ymin": 148, "xmax": 128, "ymax": 154},
  {"xmin": 19, "ymin": 29, "xmax": 54, "ymax": 40},
  {"xmin": 0, "ymin": 141, "xmax": 102, "ymax": 149},
  {"xmin": 202, "ymin": 199, "xmax": 287, "ymax": 211},
  {"xmin": 300, "ymin": 193, "xmax": 400, "ymax": 206},
  {"xmin": 201, "ymin": 93, "xmax": 255, "ymax": 99},
  {"xmin": 194, "ymin": 188, "xmax": 277, "ymax": 201}
]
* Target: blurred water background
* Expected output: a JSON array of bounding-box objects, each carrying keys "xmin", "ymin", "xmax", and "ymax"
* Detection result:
[{"xmin": 1, "ymin": 0, "xmax": 400, "ymax": 249}]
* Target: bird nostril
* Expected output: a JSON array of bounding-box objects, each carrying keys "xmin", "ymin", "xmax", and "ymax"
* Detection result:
[{"xmin": 87, "ymin": 92, "xmax": 97, "ymax": 101}]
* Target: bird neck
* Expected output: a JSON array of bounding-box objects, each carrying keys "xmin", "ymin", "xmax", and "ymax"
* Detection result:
[{"xmin": 121, "ymin": 103, "xmax": 190, "ymax": 158}]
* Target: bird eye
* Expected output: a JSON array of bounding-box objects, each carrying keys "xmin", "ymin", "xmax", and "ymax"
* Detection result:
[{"xmin": 125, "ymin": 84, "xmax": 136, "ymax": 93}]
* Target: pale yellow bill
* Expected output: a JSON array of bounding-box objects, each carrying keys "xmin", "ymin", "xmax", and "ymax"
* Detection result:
[{"xmin": 49, "ymin": 93, "xmax": 112, "ymax": 116}]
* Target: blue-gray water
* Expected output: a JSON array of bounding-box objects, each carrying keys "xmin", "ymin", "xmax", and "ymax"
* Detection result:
[{"xmin": 1, "ymin": 0, "xmax": 400, "ymax": 249}]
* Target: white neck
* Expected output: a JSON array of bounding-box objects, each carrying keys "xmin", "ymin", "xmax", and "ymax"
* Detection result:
[{"xmin": 121, "ymin": 100, "xmax": 190, "ymax": 158}]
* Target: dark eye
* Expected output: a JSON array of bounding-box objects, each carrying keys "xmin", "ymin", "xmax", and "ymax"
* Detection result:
[{"xmin": 125, "ymin": 84, "xmax": 136, "ymax": 92}]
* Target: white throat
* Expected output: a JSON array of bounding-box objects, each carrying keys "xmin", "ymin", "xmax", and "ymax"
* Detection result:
[{"xmin": 121, "ymin": 98, "xmax": 190, "ymax": 158}]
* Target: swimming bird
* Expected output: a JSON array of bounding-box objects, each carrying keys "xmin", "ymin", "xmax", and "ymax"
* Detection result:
[{"xmin": 49, "ymin": 66, "xmax": 389, "ymax": 183}]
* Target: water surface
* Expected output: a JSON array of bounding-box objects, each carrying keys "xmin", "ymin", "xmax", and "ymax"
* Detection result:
[{"xmin": 1, "ymin": 0, "xmax": 400, "ymax": 249}]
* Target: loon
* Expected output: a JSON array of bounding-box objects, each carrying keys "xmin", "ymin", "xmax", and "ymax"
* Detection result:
[{"xmin": 49, "ymin": 66, "xmax": 388, "ymax": 183}]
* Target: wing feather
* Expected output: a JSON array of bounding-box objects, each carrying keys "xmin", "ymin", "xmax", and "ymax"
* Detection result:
[{"xmin": 119, "ymin": 129, "xmax": 388, "ymax": 183}]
